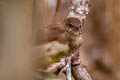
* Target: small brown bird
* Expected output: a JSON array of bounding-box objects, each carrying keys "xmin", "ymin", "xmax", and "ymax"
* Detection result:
[{"xmin": 44, "ymin": 17, "xmax": 83, "ymax": 51}]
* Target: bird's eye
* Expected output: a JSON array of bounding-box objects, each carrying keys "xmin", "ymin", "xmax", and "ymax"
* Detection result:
[{"xmin": 66, "ymin": 23, "xmax": 74, "ymax": 28}]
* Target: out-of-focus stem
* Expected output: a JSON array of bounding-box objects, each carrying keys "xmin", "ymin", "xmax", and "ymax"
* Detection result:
[{"xmin": 53, "ymin": 0, "xmax": 61, "ymax": 24}]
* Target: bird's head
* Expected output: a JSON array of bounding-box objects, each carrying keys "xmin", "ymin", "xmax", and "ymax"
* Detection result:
[{"xmin": 62, "ymin": 17, "xmax": 82, "ymax": 36}]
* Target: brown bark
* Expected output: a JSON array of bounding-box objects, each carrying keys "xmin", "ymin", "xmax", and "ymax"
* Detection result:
[{"xmin": 72, "ymin": 51, "xmax": 92, "ymax": 80}]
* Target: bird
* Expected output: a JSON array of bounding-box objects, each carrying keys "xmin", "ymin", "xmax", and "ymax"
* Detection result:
[{"xmin": 43, "ymin": 17, "xmax": 83, "ymax": 51}]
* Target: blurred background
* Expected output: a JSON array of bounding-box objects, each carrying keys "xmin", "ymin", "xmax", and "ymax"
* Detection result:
[{"xmin": 0, "ymin": 0, "xmax": 120, "ymax": 80}]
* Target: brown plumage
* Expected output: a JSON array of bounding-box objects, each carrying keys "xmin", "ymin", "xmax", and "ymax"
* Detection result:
[{"xmin": 43, "ymin": 17, "xmax": 83, "ymax": 51}]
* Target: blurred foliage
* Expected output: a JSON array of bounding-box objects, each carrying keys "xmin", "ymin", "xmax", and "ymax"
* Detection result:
[{"xmin": 31, "ymin": 41, "xmax": 69, "ymax": 69}]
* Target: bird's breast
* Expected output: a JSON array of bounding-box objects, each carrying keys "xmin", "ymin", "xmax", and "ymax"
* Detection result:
[{"xmin": 69, "ymin": 36, "xmax": 83, "ymax": 50}]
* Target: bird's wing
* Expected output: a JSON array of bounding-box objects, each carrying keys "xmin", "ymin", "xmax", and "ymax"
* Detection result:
[{"xmin": 44, "ymin": 24, "xmax": 66, "ymax": 42}]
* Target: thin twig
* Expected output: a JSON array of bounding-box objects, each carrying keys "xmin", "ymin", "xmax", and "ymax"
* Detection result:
[
  {"xmin": 46, "ymin": 58, "xmax": 66, "ymax": 72},
  {"xmin": 66, "ymin": 65, "xmax": 72, "ymax": 80},
  {"xmin": 65, "ymin": 56, "xmax": 72, "ymax": 80}
]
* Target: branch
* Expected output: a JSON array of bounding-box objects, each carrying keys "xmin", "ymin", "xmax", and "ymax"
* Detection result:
[
  {"xmin": 46, "ymin": 50, "xmax": 92, "ymax": 80},
  {"xmin": 68, "ymin": 0, "xmax": 90, "ymax": 24},
  {"xmin": 72, "ymin": 64, "xmax": 92, "ymax": 80},
  {"xmin": 71, "ymin": 50, "xmax": 92, "ymax": 80}
]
